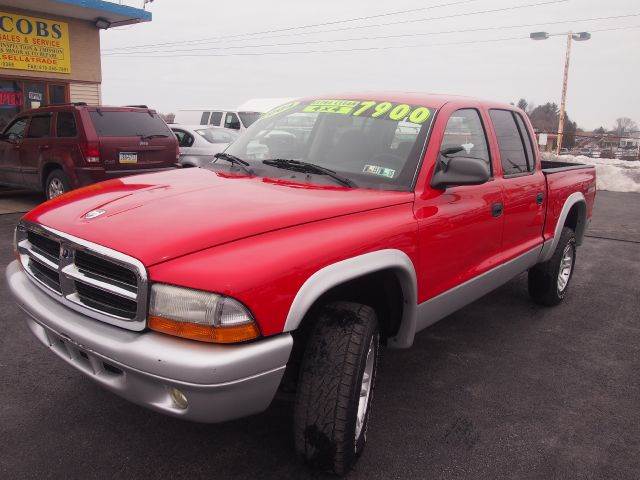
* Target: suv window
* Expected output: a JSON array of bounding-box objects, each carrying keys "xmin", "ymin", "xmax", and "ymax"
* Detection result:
[
  {"xmin": 209, "ymin": 111, "xmax": 223, "ymax": 126},
  {"xmin": 89, "ymin": 110, "xmax": 172, "ymax": 137},
  {"xmin": 27, "ymin": 115, "xmax": 51, "ymax": 138},
  {"xmin": 441, "ymin": 109, "xmax": 491, "ymax": 170},
  {"xmin": 489, "ymin": 109, "xmax": 528, "ymax": 175},
  {"xmin": 200, "ymin": 112, "xmax": 210, "ymax": 125},
  {"xmin": 4, "ymin": 117, "xmax": 28, "ymax": 140},
  {"xmin": 56, "ymin": 111, "xmax": 77, "ymax": 137},
  {"xmin": 224, "ymin": 112, "xmax": 241, "ymax": 130},
  {"xmin": 195, "ymin": 128, "xmax": 238, "ymax": 144},
  {"xmin": 172, "ymin": 129, "xmax": 194, "ymax": 147},
  {"xmin": 514, "ymin": 113, "xmax": 535, "ymax": 170}
]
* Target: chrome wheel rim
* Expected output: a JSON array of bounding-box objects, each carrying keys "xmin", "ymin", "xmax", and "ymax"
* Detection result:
[
  {"xmin": 355, "ymin": 337, "xmax": 375, "ymax": 442},
  {"xmin": 557, "ymin": 244, "xmax": 574, "ymax": 292},
  {"xmin": 48, "ymin": 178, "xmax": 65, "ymax": 199}
]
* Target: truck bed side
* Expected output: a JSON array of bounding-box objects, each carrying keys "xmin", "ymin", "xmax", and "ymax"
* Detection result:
[{"xmin": 542, "ymin": 163, "xmax": 596, "ymax": 245}]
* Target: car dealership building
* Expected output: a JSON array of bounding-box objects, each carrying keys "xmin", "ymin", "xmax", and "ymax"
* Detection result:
[{"xmin": 0, "ymin": 0, "xmax": 150, "ymax": 129}]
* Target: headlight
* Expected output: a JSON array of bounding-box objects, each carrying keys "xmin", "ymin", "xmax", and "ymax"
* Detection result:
[{"xmin": 148, "ymin": 284, "xmax": 260, "ymax": 344}]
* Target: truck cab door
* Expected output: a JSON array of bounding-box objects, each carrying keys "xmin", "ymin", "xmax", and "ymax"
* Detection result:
[
  {"xmin": 487, "ymin": 109, "xmax": 546, "ymax": 258},
  {"xmin": 0, "ymin": 116, "xmax": 29, "ymax": 186},
  {"xmin": 413, "ymin": 105, "xmax": 504, "ymax": 302},
  {"xmin": 19, "ymin": 113, "xmax": 52, "ymax": 190}
]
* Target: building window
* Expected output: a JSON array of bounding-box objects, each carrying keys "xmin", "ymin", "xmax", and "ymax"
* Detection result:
[
  {"xmin": 0, "ymin": 79, "xmax": 23, "ymax": 131},
  {"xmin": 49, "ymin": 85, "xmax": 67, "ymax": 105},
  {"xmin": 0, "ymin": 77, "xmax": 69, "ymax": 130}
]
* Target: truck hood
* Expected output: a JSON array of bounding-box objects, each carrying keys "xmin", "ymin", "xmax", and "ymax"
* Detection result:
[{"xmin": 25, "ymin": 168, "xmax": 414, "ymax": 266}]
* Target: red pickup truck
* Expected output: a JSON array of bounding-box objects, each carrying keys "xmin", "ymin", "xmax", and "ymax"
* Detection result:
[{"xmin": 7, "ymin": 93, "xmax": 596, "ymax": 474}]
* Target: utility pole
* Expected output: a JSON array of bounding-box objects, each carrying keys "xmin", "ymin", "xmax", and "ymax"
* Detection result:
[
  {"xmin": 556, "ymin": 32, "xmax": 573, "ymax": 155},
  {"xmin": 530, "ymin": 31, "xmax": 591, "ymax": 155}
]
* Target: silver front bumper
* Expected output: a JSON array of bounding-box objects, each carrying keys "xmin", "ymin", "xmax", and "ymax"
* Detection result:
[{"xmin": 6, "ymin": 260, "xmax": 293, "ymax": 423}]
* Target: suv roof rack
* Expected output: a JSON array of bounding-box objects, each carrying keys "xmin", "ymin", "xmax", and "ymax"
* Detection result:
[
  {"xmin": 38, "ymin": 102, "xmax": 87, "ymax": 107},
  {"xmin": 126, "ymin": 104, "xmax": 148, "ymax": 108}
]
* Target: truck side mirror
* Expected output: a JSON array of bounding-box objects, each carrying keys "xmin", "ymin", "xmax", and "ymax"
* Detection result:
[{"xmin": 431, "ymin": 154, "xmax": 490, "ymax": 190}]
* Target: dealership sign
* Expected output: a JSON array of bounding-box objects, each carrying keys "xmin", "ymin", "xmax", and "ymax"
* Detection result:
[{"xmin": 0, "ymin": 11, "xmax": 71, "ymax": 74}]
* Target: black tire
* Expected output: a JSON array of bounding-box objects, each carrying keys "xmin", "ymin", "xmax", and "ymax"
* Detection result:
[
  {"xmin": 294, "ymin": 301, "xmax": 380, "ymax": 475},
  {"xmin": 45, "ymin": 169, "xmax": 71, "ymax": 200},
  {"xmin": 528, "ymin": 227, "xmax": 577, "ymax": 306}
]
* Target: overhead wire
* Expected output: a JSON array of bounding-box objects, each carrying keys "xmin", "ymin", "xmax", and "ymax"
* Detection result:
[
  {"xmin": 101, "ymin": 24, "xmax": 640, "ymax": 58},
  {"xmin": 103, "ymin": 0, "xmax": 569, "ymax": 53},
  {"xmin": 102, "ymin": 12, "xmax": 640, "ymax": 56},
  {"xmin": 103, "ymin": 0, "xmax": 483, "ymax": 52}
]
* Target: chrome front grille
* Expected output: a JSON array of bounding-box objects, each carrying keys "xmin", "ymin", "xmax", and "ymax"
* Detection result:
[{"xmin": 16, "ymin": 222, "xmax": 148, "ymax": 331}]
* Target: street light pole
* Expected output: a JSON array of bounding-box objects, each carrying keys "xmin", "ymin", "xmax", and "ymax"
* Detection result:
[
  {"xmin": 530, "ymin": 31, "xmax": 591, "ymax": 155},
  {"xmin": 557, "ymin": 32, "xmax": 573, "ymax": 155}
]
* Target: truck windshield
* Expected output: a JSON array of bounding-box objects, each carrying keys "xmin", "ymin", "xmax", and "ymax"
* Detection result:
[{"xmin": 223, "ymin": 99, "xmax": 435, "ymax": 191}]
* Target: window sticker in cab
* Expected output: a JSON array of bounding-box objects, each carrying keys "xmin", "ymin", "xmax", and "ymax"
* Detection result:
[
  {"xmin": 302, "ymin": 99, "xmax": 432, "ymax": 124},
  {"xmin": 363, "ymin": 164, "xmax": 396, "ymax": 179}
]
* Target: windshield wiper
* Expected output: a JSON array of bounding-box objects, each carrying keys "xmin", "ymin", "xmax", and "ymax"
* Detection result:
[
  {"xmin": 214, "ymin": 152, "xmax": 253, "ymax": 174},
  {"xmin": 262, "ymin": 159, "xmax": 355, "ymax": 188},
  {"xmin": 139, "ymin": 133, "xmax": 169, "ymax": 140}
]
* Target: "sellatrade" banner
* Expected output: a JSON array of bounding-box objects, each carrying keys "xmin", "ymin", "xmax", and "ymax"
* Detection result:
[{"xmin": 0, "ymin": 11, "xmax": 71, "ymax": 74}]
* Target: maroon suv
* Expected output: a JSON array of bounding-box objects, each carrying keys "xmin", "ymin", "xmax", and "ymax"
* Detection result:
[{"xmin": 0, "ymin": 103, "xmax": 179, "ymax": 199}]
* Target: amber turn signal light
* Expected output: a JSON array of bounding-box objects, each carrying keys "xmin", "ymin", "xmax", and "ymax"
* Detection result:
[{"xmin": 148, "ymin": 316, "xmax": 260, "ymax": 344}]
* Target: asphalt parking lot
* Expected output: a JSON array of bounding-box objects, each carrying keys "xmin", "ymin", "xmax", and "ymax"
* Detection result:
[{"xmin": 1, "ymin": 191, "xmax": 639, "ymax": 479}]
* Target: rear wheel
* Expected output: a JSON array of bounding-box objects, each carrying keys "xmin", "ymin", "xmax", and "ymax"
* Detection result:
[
  {"xmin": 293, "ymin": 301, "xmax": 380, "ymax": 475},
  {"xmin": 528, "ymin": 227, "xmax": 577, "ymax": 306},
  {"xmin": 45, "ymin": 170, "xmax": 71, "ymax": 200}
]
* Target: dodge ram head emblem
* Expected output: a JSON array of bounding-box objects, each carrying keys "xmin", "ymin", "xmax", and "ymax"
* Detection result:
[{"xmin": 84, "ymin": 209, "xmax": 106, "ymax": 219}]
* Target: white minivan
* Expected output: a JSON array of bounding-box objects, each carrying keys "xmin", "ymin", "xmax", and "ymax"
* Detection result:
[
  {"xmin": 174, "ymin": 98, "xmax": 295, "ymax": 132},
  {"xmin": 174, "ymin": 109, "xmax": 260, "ymax": 131}
]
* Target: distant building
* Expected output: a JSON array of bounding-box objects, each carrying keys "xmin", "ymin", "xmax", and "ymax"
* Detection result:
[{"xmin": 0, "ymin": 0, "xmax": 151, "ymax": 129}]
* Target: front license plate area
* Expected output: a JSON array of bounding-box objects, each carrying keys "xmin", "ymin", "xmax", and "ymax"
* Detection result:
[{"xmin": 119, "ymin": 152, "xmax": 138, "ymax": 164}]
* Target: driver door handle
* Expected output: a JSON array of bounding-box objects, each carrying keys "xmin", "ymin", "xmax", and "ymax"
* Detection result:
[
  {"xmin": 39, "ymin": 145, "xmax": 50, "ymax": 150},
  {"xmin": 491, "ymin": 202, "xmax": 504, "ymax": 217}
]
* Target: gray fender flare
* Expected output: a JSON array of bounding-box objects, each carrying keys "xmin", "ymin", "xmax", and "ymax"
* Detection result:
[
  {"xmin": 282, "ymin": 249, "xmax": 419, "ymax": 348},
  {"xmin": 539, "ymin": 191, "xmax": 587, "ymax": 262}
]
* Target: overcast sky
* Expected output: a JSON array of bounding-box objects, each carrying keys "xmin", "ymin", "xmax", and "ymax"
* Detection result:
[{"xmin": 100, "ymin": 0, "xmax": 639, "ymax": 130}]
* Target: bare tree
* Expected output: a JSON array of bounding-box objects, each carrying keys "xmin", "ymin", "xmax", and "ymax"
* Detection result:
[
  {"xmin": 160, "ymin": 112, "xmax": 175, "ymax": 124},
  {"xmin": 613, "ymin": 117, "xmax": 638, "ymax": 137},
  {"xmin": 516, "ymin": 98, "xmax": 528, "ymax": 111}
]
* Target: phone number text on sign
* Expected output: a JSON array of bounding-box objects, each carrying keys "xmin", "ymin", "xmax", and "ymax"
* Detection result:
[{"xmin": 303, "ymin": 99, "xmax": 431, "ymax": 124}]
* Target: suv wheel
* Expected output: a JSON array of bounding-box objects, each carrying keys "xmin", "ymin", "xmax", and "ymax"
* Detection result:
[
  {"xmin": 528, "ymin": 227, "xmax": 577, "ymax": 306},
  {"xmin": 45, "ymin": 170, "xmax": 71, "ymax": 200},
  {"xmin": 293, "ymin": 301, "xmax": 380, "ymax": 475}
]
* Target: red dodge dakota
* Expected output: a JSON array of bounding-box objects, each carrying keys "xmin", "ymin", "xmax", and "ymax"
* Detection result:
[{"xmin": 7, "ymin": 93, "xmax": 596, "ymax": 474}]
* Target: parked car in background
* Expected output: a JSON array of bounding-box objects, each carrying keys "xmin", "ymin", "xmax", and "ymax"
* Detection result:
[
  {"xmin": 0, "ymin": 103, "xmax": 179, "ymax": 199},
  {"xmin": 8, "ymin": 93, "xmax": 596, "ymax": 475},
  {"xmin": 174, "ymin": 98, "xmax": 296, "ymax": 131},
  {"xmin": 170, "ymin": 125, "xmax": 238, "ymax": 167},
  {"xmin": 174, "ymin": 109, "xmax": 260, "ymax": 131}
]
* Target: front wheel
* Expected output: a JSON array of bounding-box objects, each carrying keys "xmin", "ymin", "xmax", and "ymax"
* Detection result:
[
  {"xmin": 45, "ymin": 169, "xmax": 71, "ymax": 200},
  {"xmin": 293, "ymin": 301, "xmax": 380, "ymax": 475},
  {"xmin": 528, "ymin": 227, "xmax": 577, "ymax": 306}
]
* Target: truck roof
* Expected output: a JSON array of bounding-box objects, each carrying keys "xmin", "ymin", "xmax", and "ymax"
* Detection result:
[{"xmin": 300, "ymin": 92, "xmax": 517, "ymax": 111}]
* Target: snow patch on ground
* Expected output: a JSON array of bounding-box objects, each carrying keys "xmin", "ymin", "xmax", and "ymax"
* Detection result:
[{"xmin": 543, "ymin": 153, "xmax": 640, "ymax": 193}]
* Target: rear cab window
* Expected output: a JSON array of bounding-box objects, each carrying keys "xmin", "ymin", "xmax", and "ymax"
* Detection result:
[
  {"xmin": 489, "ymin": 109, "xmax": 532, "ymax": 176},
  {"xmin": 89, "ymin": 110, "xmax": 172, "ymax": 137}
]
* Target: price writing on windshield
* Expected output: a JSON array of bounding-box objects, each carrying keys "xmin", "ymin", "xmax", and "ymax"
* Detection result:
[{"xmin": 302, "ymin": 99, "xmax": 431, "ymax": 124}]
